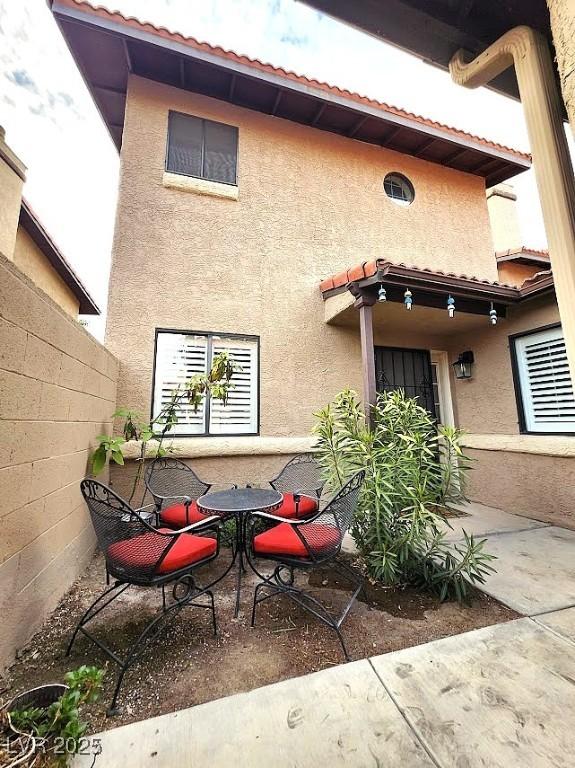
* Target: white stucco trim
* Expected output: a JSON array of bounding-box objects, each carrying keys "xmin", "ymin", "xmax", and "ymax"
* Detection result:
[
  {"xmin": 121, "ymin": 435, "xmax": 316, "ymax": 460},
  {"xmin": 162, "ymin": 172, "xmax": 239, "ymax": 200},
  {"xmin": 462, "ymin": 433, "xmax": 575, "ymax": 458}
]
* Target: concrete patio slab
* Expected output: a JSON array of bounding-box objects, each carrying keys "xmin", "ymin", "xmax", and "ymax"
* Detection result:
[
  {"xmin": 476, "ymin": 526, "xmax": 575, "ymax": 614},
  {"xmin": 74, "ymin": 660, "xmax": 435, "ymax": 768},
  {"xmin": 534, "ymin": 606, "xmax": 575, "ymax": 645},
  {"xmin": 371, "ymin": 618, "xmax": 575, "ymax": 768},
  {"xmin": 443, "ymin": 500, "xmax": 548, "ymax": 541}
]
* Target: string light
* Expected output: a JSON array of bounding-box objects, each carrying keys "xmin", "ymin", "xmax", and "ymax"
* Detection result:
[
  {"xmin": 489, "ymin": 302, "xmax": 498, "ymax": 325},
  {"xmin": 447, "ymin": 295, "xmax": 455, "ymax": 318},
  {"xmin": 378, "ymin": 284, "xmax": 387, "ymax": 302},
  {"xmin": 404, "ymin": 288, "xmax": 413, "ymax": 310}
]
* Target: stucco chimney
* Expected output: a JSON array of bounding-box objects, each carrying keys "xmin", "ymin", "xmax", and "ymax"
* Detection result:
[
  {"xmin": 0, "ymin": 126, "xmax": 27, "ymax": 261},
  {"xmin": 486, "ymin": 183, "xmax": 522, "ymax": 252}
]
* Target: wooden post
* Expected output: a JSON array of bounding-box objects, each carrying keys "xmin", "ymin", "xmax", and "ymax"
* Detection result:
[
  {"xmin": 357, "ymin": 298, "xmax": 377, "ymax": 426},
  {"xmin": 450, "ymin": 27, "xmax": 575, "ymax": 382}
]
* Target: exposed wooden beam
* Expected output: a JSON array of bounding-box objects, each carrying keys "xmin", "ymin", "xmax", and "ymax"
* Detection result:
[
  {"xmin": 271, "ymin": 89, "xmax": 283, "ymax": 115},
  {"xmin": 442, "ymin": 147, "xmax": 468, "ymax": 166},
  {"xmin": 122, "ymin": 39, "xmax": 133, "ymax": 73},
  {"xmin": 92, "ymin": 83, "xmax": 126, "ymax": 95},
  {"xmin": 179, "ymin": 58, "xmax": 186, "ymax": 88},
  {"xmin": 469, "ymin": 156, "xmax": 503, "ymax": 174},
  {"xmin": 381, "ymin": 126, "xmax": 402, "ymax": 147},
  {"xmin": 413, "ymin": 137, "xmax": 437, "ymax": 157},
  {"xmin": 456, "ymin": 0, "xmax": 476, "ymax": 27},
  {"xmin": 228, "ymin": 74, "xmax": 237, "ymax": 100},
  {"xmin": 310, "ymin": 103, "xmax": 326, "ymax": 126},
  {"xmin": 348, "ymin": 115, "xmax": 368, "ymax": 138}
]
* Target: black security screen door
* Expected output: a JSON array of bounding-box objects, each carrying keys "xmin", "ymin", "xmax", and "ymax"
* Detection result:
[{"xmin": 375, "ymin": 346, "xmax": 437, "ymax": 420}]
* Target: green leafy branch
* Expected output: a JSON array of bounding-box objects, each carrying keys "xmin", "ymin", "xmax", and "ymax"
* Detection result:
[{"xmin": 90, "ymin": 351, "xmax": 239, "ymax": 502}]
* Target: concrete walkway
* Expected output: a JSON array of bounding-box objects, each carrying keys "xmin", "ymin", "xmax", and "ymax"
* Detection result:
[{"xmin": 75, "ymin": 503, "xmax": 575, "ymax": 767}]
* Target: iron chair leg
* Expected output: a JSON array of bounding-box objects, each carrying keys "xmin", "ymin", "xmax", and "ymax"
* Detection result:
[
  {"xmin": 250, "ymin": 559, "xmax": 363, "ymax": 661},
  {"xmin": 67, "ymin": 578, "xmax": 217, "ymax": 715}
]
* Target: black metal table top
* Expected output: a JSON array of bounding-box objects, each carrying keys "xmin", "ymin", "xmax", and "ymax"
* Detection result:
[{"xmin": 197, "ymin": 487, "xmax": 283, "ymax": 515}]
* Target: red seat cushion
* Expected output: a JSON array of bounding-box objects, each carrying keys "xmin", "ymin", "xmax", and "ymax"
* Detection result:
[
  {"xmin": 160, "ymin": 501, "xmax": 216, "ymax": 528},
  {"xmin": 253, "ymin": 522, "xmax": 341, "ymax": 558},
  {"xmin": 108, "ymin": 528, "xmax": 217, "ymax": 574},
  {"xmin": 275, "ymin": 493, "xmax": 319, "ymax": 520}
]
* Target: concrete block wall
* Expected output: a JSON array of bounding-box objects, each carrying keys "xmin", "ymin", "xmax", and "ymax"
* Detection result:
[{"xmin": 0, "ymin": 253, "xmax": 119, "ymax": 668}]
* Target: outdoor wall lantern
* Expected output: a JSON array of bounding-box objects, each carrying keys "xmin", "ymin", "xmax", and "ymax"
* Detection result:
[{"xmin": 452, "ymin": 350, "xmax": 474, "ymax": 380}]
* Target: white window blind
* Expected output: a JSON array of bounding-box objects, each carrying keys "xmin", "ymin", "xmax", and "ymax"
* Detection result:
[
  {"xmin": 209, "ymin": 337, "xmax": 258, "ymax": 434},
  {"xmin": 153, "ymin": 332, "xmax": 258, "ymax": 436},
  {"xmin": 515, "ymin": 326, "xmax": 575, "ymax": 433}
]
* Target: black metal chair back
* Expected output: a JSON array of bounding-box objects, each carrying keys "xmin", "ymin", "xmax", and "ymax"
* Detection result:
[
  {"xmin": 299, "ymin": 470, "xmax": 365, "ymax": 560},
  {"xmin": 145, "ymin": 457, "xmax": 210, "ymax": 510},
  {"xmin": 81, "ymin": 478, "xmax": 174, "ymax": 581},
  {"xmin": 270, "ymin": 453, "xmax": 325, "ymax": 498}
]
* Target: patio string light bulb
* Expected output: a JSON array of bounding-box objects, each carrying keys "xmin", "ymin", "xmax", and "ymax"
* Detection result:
[
  {"xmin": 490, "ymin": 302, "xmax": 498, "ymax": 325},
  {"xmin": 378, "ymin": 284, "xmax": 387, "ymax": 302},
  {"xmin": 447, "ymin": 294, "xmax": 455, "ymax": 318},
  {"xmin": 404, "ymin": 288, "xmax": 413, "ymax": 310}
]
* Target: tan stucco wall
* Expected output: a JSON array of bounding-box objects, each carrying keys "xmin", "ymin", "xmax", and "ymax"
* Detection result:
[
  {"xmin": 486, "ymin": 184, "xmax": 522, "ymax": 252},
  {"xmin": 0, "ymin": 253, "xmax": 119, "ymax": 668},
  {"xmin": 497, "ymin": 260, "xmax": 541, "ymax": 287},
  {"xmin": 0, "ymin": 131, "xmax": 25, "ymax": 262},
  {"xmin": 106, "ymin": 75, "xmax": 496, "ymax": 458},
  {"xmin": 13, "ymin": 227, "xmax": 80, "ymax": 317},
  {"xmin": 547, "ymin": 0, "xmax": 575, "ymax": 140}
]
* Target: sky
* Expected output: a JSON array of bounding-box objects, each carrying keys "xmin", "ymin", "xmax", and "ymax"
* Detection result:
[{"xmin": 1, "ymin": 0, "xmax": 572, "ymax": 339}]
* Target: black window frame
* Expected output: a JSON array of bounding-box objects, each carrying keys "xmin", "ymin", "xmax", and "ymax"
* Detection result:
[
  {"xmin": 151, "ymin": 328, "xmax": 260, "ymax": 438},
  {"xmin": 165, "ymin": 111, "xmax": 239, "ymax": 186},
  {"xmin": 383, "ymin": 172, "xmax": 415, "ymax": 206},
  {"xmin": 509, "ymin": 322, "xmax": 574, "ymax": 436}
]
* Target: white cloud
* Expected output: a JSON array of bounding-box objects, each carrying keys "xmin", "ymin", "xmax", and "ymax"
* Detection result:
[{"xmin": 1, "ymin": 0, "xmax": 571, "ymax": 339}]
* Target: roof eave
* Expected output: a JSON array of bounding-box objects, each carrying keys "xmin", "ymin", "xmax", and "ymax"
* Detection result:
[
  {"xmin": 19, "ymin": 200, "xmax": 100, "ymax": 315},
  {"xmin": 49, "ymin": 0, "xmax": 531, "ymax": 183}
]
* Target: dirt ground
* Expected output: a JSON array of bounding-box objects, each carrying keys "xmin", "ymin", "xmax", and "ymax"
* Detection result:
[{"xmin": 1, "ymin": 549, "xmax": 518, "ymax": 734}]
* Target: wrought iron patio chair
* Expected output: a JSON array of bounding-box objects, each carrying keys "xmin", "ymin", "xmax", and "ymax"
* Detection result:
[
  {"xmin": 69, "ymin": 478, "xmax": 221, "ymax": 715},
  {"xmin": 268, "ymin": 453, "xmax": 325, "ymax": 519},
  {"xmin": 145, "ymin": 457, "xmax": 228, "ymax": 530},
  {"xmin": 246, "ymin": 470, "xmax": 365, "ymax": 659}
]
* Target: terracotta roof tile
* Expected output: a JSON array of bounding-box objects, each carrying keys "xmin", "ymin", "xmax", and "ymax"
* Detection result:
[{"xmin": 56, "ymin": 0, "xmax": 530, "ymax": 163}]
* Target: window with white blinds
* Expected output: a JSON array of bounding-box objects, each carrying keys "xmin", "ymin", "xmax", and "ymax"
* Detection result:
[
  {"xmin": 514, "ymin": 326, "xmax": 575, "ymax": 433},
  {"xmin": 152, "ymin": 331, "xmax": 259, "ymax": 436}
]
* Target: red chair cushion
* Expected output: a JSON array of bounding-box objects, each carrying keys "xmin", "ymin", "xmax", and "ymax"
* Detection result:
[
  {"xmin": 275, "ymin": 493, "xmax": 319, "ymax": 520},
  {"xmin": 160, "ymin": 501, "xmax": 215, "ymax": 528},
  {"xmin": 253, "ymin": 522, "xmax": 341, "ymax": 558},
  {"xmin": 108, "ymin": 528, "xmax": 217, "ymax": 574}
]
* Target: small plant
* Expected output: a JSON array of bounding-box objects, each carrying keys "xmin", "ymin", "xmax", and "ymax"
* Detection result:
[
  {"xmin": 6, "ymin": 666, "xmax": 104, "ymax": 766},
  {"xmin": 313, "ymin": 389, "xmax": 496, "ymax": 602},
  {"xmin": 91, "ymin": 351, "xmax": 239, "ymax": 502}
]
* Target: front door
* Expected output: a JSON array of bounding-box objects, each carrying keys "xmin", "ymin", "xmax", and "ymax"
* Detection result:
[{"xmin": 374, "ymin": 346, "xmax": 438, "ymax": 420}]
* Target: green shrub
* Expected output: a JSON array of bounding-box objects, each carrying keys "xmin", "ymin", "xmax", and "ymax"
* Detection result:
[{"xmin": 313, "ymin": 389, "xmax": 495, "ymax": 601}]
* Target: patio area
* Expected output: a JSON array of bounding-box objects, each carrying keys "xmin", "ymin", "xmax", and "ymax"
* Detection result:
[
  {"xmin": 59, "ymin": 500, "xmax": 575, "ymax": 767},
  {"xmin": 1, "ymin": 508, "xmax": 515, "ymax": 734}
]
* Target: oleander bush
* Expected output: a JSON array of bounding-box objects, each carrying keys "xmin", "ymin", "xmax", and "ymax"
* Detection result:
[{"xmin": 313, "ymin": 389, "xmax": 496, "ymax": 601}]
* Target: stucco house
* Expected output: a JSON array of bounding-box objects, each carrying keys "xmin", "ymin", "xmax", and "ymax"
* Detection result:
[{"xmin": 51, "ymin": 0, "xmax": 574, "ymax": 527}]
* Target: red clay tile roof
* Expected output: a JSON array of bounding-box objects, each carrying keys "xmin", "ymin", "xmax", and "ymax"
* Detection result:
[
  {"xmin": 496, "ymin": 246, "xmax": 550, "ymax": 261},
  {"xmin": 54, "ymin": 0, "xmax": 530, "ymax": 164},
  {"xmin": 320, "ymin": 259, "xmax": 518, "ymax": 294}
]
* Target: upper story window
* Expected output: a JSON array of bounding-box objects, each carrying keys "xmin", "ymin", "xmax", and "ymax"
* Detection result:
[
  {"xmin": 383, "ymin": 173, "xmax": 415, "ymax": 206},
  {"xmin": 166, "ymin": 111, "xmax": 238, "ymax": 186},
  {"xmin": 152, "ymin": 330, "xmax": 259, "ymax": 436},
  {"xmin": 512, "ymin": 324, "xmax": 575, "ymax": 434}
]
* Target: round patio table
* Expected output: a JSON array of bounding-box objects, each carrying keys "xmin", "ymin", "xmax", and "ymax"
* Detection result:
[{"xmin": 197, "ymin": 487, "xmax": 283, "ymax": 617}]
